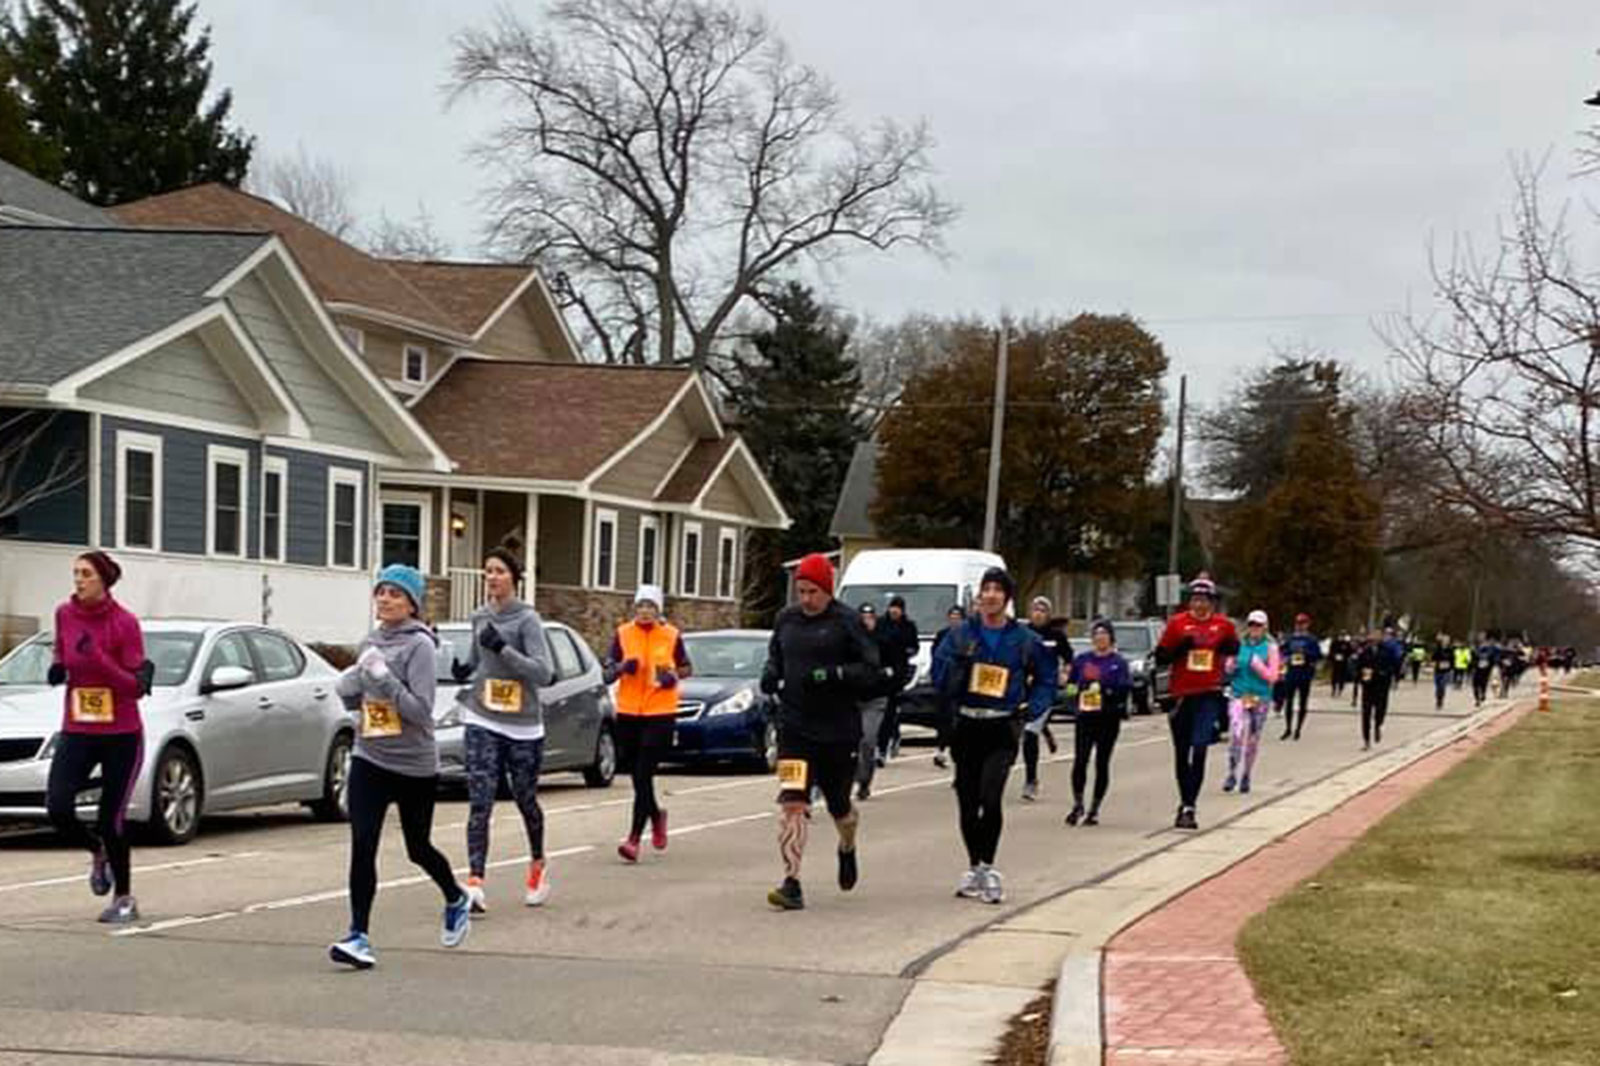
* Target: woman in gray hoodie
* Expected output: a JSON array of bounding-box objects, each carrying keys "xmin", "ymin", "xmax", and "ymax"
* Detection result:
[
  {"xmin": 448, "ymin": 547, "xmax": 556, "ymax": 913},
  {"xmin": 329, "ymin": 565, "xmax": 470, "ymax": 969}
]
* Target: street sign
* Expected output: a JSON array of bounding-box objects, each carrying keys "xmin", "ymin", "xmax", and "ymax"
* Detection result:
[{"xmin": 1155, "ymin": 573, "xmax": 1182, "ymax": 607}]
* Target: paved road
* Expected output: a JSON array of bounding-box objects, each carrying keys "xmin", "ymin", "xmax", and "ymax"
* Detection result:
[{"xmin": 0, "ymin": 680, "xmax": 1478, "ymax": 1066}]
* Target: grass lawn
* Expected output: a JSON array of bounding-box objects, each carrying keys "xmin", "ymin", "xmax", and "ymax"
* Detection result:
[{"xmin": 1239, "ymin": 698, "xmax": 1600, "ymax": 1066}]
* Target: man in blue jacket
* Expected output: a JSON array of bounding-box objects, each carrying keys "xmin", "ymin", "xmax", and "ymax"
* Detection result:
[
  {"xmin": 1279, "ymin": 613, "xmax": 1322, "ymax": 741},
  {"xmin": 933, "ymin": 568, "xmax": 1057, "ymax": 906}
]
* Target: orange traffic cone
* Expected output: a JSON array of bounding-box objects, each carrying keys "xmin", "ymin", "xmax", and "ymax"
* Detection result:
[{"xmin": 1538, "ymin": 667, "xmax": 1551, "ymax": 713}]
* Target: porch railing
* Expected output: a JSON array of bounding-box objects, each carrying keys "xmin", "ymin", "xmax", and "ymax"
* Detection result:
[{"xmin": 444, "ymin": 568, "xmax": 528, "ymax": 622}]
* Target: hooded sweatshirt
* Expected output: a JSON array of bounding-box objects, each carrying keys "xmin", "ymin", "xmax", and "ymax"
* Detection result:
[
  {"xmin": 336, "ymin": 618, "xmax": 440, "ymax": 777},
  {"xmin": 53, "ymin": 594, "xmax": 145, "ymax": 735},
  {"xmin": 458, "ymin": 598, "xmax": 555, "ymax": 741},
  {"xmin": 1230, "ymin": 634, "xmax": 1281, "ymax": 704}
]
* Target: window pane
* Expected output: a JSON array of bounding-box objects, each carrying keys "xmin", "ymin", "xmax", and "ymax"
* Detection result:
[
  {"xmin": 127, "ymin": 451, "xmax": 153, "ymax": 499},
  {"xmin": 405, "ymin": 348, "xmax": 426, "ymax": 382},
  {"xmin": 246, "ymin": 631, "xmax": 303, "ymax": 683},
  {"xmin": 719, "ymin": 537, "xmax": 734, "ymax": 598},
  {"xmin": 214, "ymin": 461, "xmax": 241, "ymax": 555},
  {"xmin": 124, "ymin": 449, "xmax": 155, "ymax": 548},
  {"xmin": 597, "ymin": 520, "xmax": 614, "ymax": 586},
  {"xmin": 263, "ymin": 471, "xmax": 282, "ymax": 558},
  {"xmin": 334, "ymin": 482, "xmax": 357, "ymax": 567},
  {"xmin": 125, "ymin": 500, "xmax": 152, "ymax": 548},
  {"xmin": 641, "ymin": 526, "xmax": 657, "ymax": 584},
  {"xmin": 382, "ymin": 503, "xmax": 421, "ymax": 569},
  {"xmin": 684, "ymin": 532, "xmax": 700, "ymax": 594},
  {"xmin": 204, "ymin": 633, "xmax": 254, "ymax": 683},
  {"xmin": 549, "ymin": 629, "xmax": 583, "ymax": 681}
]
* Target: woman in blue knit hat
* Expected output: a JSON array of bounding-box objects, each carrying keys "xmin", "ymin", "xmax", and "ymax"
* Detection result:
[{"xmin": 328, "ymin": 564, "xmax": 470, "ymax": 969}]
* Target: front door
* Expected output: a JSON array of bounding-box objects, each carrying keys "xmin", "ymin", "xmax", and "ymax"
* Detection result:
[{"xmin": 449, "ymin": 500, "xmax": 480, "ymax": 571}]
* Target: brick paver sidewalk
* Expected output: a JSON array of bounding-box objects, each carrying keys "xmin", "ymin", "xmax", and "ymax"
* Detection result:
[{"xmin": 1102, "ymin": 704, "xmax": 1531, "ymax": 1066}]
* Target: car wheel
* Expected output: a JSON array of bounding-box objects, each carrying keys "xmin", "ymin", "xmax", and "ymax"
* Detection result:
[
  {"xmin": 308, "ymin": 732, "xmax": 352, "ymax": 822},
  {"xmin": 754, "ymin": 718, "xmax": 779, "ymax": 773},
  {"xmin": 146, "ymin": 745, "xmax": 202, "ymax": 846},
  {"xmin": 1133, "ymin": 687, "xmax": 1151, "ymax": 716},
  {"xmin": 583, "ymin": 723, "xmax": 616, "ymax": 788}
]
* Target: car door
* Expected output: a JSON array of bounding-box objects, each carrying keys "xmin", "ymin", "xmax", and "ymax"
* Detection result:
[
  {"xmin": 244, "ymin": 628, "xmax": 331, "ymax": 794},
  {"xmin": 194, "ymin": 631, "xmax": 276, "ymax": 807},
  {"xmin": 539, "ymin": 627, "xmax": 587, "ymax": 770},
  {"xmin": 559, "ymin": 629, "xmax": 604, "ymax": 765}
]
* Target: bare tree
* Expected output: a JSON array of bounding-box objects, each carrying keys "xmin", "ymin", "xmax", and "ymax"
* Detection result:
[
  {"xmin": 450, "ymin": 0, "xmax": 955, "ymax": 369},
  {"xmin": 246, "ymin": 144, "xmax": 358, "ymax": 239},
  {"xmin": 1386, "ymin": 159, "xmax": 1600, "ymax": 554},
  {"xmin": 366, "ymin": 204, "xmax": 453, "ymax": 261},
  {"xmin": 0, "ymin": 410, "xmax": 86, "ymax": 528}
]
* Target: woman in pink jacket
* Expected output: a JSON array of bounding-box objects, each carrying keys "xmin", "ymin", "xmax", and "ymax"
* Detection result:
[
  {"xmin": 46, "ymin": 551, "xmax": 150, "ymax": 924},
  {"xmin": 1224, "ymin": 609, "xmax": 1281, "ymax": 795}
]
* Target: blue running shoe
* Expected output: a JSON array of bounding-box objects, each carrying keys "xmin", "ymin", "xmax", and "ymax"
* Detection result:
[
  {"xmin": 329, "ymin": 931, "xmax": 376, "ymax": 969},
  {"xmin": 441, "ymin": 892, "xmax": 471, "ymax": 948},
  {"xmin": 89, "ymin": 849, "xmax": 112, "ymax": 897}
]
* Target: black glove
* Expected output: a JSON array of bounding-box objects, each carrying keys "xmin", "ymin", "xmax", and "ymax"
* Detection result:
[
  {"xmin": 1174, "ymin": 635, "xmax": 1195, "ymax": 655},
  {"xmin": 451, "ymin": 658, "xmax": 473, "ymax": 683},
  {"xmin": 135, "ymin": 660, "xmax": 155, "ymax": 697},
  {"xmin": 760, "ymin": 667, "xmax": 781, "ymax": 696},
  {"xmin": 655, "ymin": 666, "xmax": 679, "ymax": 689},
  {"xmin": 622, "ymin": 658, "xmax": 641, "ymax": 676},
  {"xmin": 47, "ymin": 663, "xmax": 67, "ymax": 687},
  {"xmin": 478, "ymin": 624, "xmax": 507, "ymax": 654}
]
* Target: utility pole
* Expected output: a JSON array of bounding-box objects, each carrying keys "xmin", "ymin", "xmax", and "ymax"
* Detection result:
[
  {"xmin": 982, "ymin": 326, "xmax": 1009, "ymax": 553},
  {"xmin": 1166, "ymin": 374, "xmax": 1187, "ymax": 575}
]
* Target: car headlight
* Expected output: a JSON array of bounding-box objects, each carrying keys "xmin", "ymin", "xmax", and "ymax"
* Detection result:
[
  {"xmin": 706, "ymin": 688, "xmax": 756, "ymax": 717},
  {"xmin": 435, "ymin": 704, "xmax": 463, "ymax": 729}
]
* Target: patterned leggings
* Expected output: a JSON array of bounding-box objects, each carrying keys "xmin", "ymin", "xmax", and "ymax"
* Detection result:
[
  {"xmin": 1227, "ymin": 700, "xmax": 1269, "ymax": 781},
  {"xmin": 465, "ymin": 725, "xmax": 545, "ymax": 877}
]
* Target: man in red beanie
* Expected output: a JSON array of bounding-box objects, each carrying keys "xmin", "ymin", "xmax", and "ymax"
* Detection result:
[{"xmin": 759, "ymin": 553, "xmax": 886, "ymax": 910}]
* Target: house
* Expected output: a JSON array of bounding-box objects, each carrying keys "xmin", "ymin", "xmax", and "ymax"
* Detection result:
[
  {"xmin": 0, "ymin": 175, "xmax": 451, "ymax": 643},
  {"xmin": 109, "ymin": 183, "xmax": 790, "ymax": 651}
]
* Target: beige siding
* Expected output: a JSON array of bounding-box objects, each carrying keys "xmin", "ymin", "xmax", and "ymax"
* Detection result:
[
  {"xmin": 226, "ymin": 274, "xmax": 393, "ymax": 454},
  {"xmin": 80, "ymin": 332, "xmax": 255, "ymax": 428},
  {"xmin": 537, "ymin": 493, "xmax": 584, "ymax": 587},
  {"xmin": 701, "ymin": 467, "xmax": 762, "ymax": 520},
  {"xmin": 593, "ymin": 411, "xmax": 696, "ymax": 499},
  {"xmin": 703, "ymin": 522, "xmax": 744, "ymax": 601},
  {"xmin": 476, "ymin": 300, "xmax": 551, "ymax": 360}
]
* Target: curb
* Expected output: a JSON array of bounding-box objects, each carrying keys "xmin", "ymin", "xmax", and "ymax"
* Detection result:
[{"xmin": 1044, "ymin": 695, "xmax": 1524, "ymax": 1066}]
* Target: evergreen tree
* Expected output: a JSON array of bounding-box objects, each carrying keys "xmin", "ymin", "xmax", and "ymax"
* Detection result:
[
  {"xmin": 1, "ymin": 0, "xmax": 253, "ymax": 205},
  {"xmin": 1199, "ymin": 356, "xmax": 1344, "ymax": 500},
  {"xmin": 727, "ymin": 283, "xmax": 866, "ymax": 622},
  {"xmin": 0, "ymin": 51, "xmax": 60, "ymax": 178}
]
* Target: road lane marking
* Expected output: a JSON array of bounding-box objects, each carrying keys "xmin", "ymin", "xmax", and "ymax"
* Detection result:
[{"xmin": 0, "ymin": 851, "xmax": 265, "ymax": 894}]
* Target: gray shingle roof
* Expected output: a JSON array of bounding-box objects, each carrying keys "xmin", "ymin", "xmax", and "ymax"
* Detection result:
[
  {"xmin": 0, "ymin": 226, "xmax": 270, "ymax": 386},
  {"xmin": 829, "ymin": 440, "xmax": 880, "ymax": 539},
  {"xmin": 0, "ymin": 159, "xmax": 116, "ymax": 226}
]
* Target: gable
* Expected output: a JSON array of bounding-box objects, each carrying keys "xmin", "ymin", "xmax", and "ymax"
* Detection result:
[
  {"xmin": 79, "ymin": 331, "xmax": 255, "ymax": 428},
  {"xmin": 593, "ymin": 408, "xmax": 697, "ymax": 499},
  {"xmin": 477, "ymin": 297, "xmax": 562, "ymax": 361},
  {"xmin": 701, "ymin": 464, "xmax": 764, "ymax": 519}
]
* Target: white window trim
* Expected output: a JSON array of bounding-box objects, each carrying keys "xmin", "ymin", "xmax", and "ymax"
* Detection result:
[
  {"xmin": 327, "ymin": 468, "xmax": 364, "ymax": 571},
  {"xmin": 260, "ymin": 456, "xmax": 289, "ymax": 564},
  {"xmin": 380, "ymin": 490, "xmax": 435, "ymax": 574},
  {"xmin": 205, "ymin": 445, "xmax": 251, "ymax": 559},
  {"xmin": 403, "ymin": 344, "xmax": 428, "ymax": 385},
  {"xmin": 680, "ymin": 520, "xmax": 703, "ymax": 599},
  {"xmin": 593, "ymin": 507, "xmax": 619, "ymax": 591},
  {"xmin": 717, "ymin": 527, "xmax": 738, "ymax": 601},
  {"xmin": 114, "ymin": 430, "xmax": 163, "ymax": 553},
  {"xmin": 637, "ymin": 515, "xmax": 661, "ymax": 589}
]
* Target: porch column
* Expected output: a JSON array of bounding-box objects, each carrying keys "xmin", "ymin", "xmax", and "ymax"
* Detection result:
[{"xmin": 524, "ymin": 491, "xmax": 540, "ymax": 604}]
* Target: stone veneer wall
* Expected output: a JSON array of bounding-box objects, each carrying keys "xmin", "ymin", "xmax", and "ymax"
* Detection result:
[{"xmin": 534, "ymin": 583, "xmax": 739, "ymax": 655}]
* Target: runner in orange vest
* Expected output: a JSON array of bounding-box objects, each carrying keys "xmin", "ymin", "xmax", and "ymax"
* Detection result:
[{"xmin": 604, "ymin": 584, "xmax": 693, "ymax": 863}]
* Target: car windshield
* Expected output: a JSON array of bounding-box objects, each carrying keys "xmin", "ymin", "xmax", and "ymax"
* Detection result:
[
  {"xmin": 1113, "ymin": 626, "xmax": 1154, "ymax": 654},
  {"xmin": 835, "ymin": 584, "xmax": 956, "ymax": 637},
  {"xmin": 435, "ymin": 629, "xmax": 472, "ymax": 683},
  {"xmin": 682, "ymin": 635, "xmax": 768, "ymax": 679},
  {"xmin": 0, "ymin": 632, "xmax": 201, "ymax": 687}
]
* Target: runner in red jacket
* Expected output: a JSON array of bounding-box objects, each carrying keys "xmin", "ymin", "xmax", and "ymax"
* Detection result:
[{"xmin": 1154, "ymin": 573, "xmax": 1239, "ymax": 830}]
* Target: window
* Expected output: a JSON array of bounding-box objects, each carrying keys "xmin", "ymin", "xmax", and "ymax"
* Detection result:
[
  {"xmin": 403, "ymin": 344, "xmax": 427, "ymax": 385},
  {"xmin": 262, "ymin": 456, "xmax": 288, "ymax": 563},
  {"xmin": 245, "ymin": 630, "xmax": 304, "ymax": 683},
  {"xmin": 717, "ymin": 528, "xmax": 738, "ymax": 600},
  {"xmin": 115, "ymin": 431, "xmax": 162, "ymax": 551},
  {"xmin": 593, "ymin": 508, "xmax": 617, "ymax": 590},
  {"xmin": 638, "ymin": 515, "xmax": 660, "ymax": 587},
  {"xmin": 680, "ymin": 521, "xmax": 702, "ymax": 598},
  {"xmin": 206, "ymin": 445, "xmax": 250, "ymax": 558},
  {"xmin": 547, "ymin": 627, "xmax": 584, "ymax": 682},
  {"xmin": 340, "ymin": 326, "xmax": 365, "ymax": 353},
  {"xmin": 203, "ymin": 632, "xmax": 255, "ymax": 687},
  {"xmin": 328, "ymin": 469, "xmax": 363, "ymax": 569},
  {"xmin": 381, "ymin": 493, "xmax": 432, "ymax": 572}
]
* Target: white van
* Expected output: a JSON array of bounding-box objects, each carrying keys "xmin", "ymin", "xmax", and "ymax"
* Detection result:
[{"xmin": 836, "ymin": 549, "xmax": 1007, "ymax": 724}]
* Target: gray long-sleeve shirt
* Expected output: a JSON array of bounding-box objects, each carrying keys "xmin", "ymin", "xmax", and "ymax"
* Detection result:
[
  {"xmin": 336, "ymin": 619, "xmax": 440, "ymax": 777},
  {"xmin": 458, "ymin": 598, "xmax": 555, "ymax": 741}
]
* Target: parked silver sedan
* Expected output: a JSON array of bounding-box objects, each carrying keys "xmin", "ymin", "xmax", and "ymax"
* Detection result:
[{"xmin": 0, "ymin": 620, "xmax": 352, "ymax": 844}]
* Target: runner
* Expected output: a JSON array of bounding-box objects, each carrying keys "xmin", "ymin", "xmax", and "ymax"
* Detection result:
[
  {"xmin": 45, "ymin": 551, "xmax": 152, "ymax": 924},
  {"xmin": 1225, "ymin": 610, "xmax": 1280, "ymax": 795},
  {"xmin": 1431, "ymin": 633, "xmax": 1455, "ymax": 710},
  {"xmin": 1328, "ymin": 632, "xmax": 1354, "ymax": 699},
  {"xmin": 759, "ymin": 554, "xmax": 880, "ymax": 911},
  {"xmin": 854, "ymin": 603, "xmax": 895, "ymax": 801},
  {"xmin": 1279, "ymin": 613, "xmax": 1320, "ymax": 741},
  {"xmin": 1408, "ymin": 641, "xmax": 1426, "ymax": 685},
  {"xmin": 1063, "ymin": 619, "xmax": 1130, "ymax": 827},
  {"xmin": 331, "ymin": 564, "xmax": 470, "ymax": 968},
  {"xmin": 1452, "ymin": 642, "xmax": 1472, "ymax": 690},
  {"xmin": 1354, "ymin": 626, "xmax": 1398, "ymax": 750},
  {"xmin": 1153, "ymin": 573, "xmax": 1239, "ymax": 831},
  {"xmin": 929, "ymin": 605, "xmax": 966, "ymax": 770},
  {"xmin": 876, "ymin": 596, "xmax": 919, "ymax": 762},
  {"xmin": 1021, "ymin": 596, "xmax": 1068, "ymax": 802},
  {"xmin": 933, "ymin": 567, "xmax": 1057, "ymax": 903},
  {"xmin": 1471, "ymin": 634, "xmax": 1499, "ymax": 708},
  {"xmin": 1500, "ymin": 639, "xmax": 1526, "ymax": 698},
  {"xmin": 603, "ymin": 583, "xmax": 692, "ymax": 864}
]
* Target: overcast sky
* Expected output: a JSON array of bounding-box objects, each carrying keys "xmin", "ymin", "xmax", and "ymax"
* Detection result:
[{"xmin": 200, "ymin": 1, "xmax": 1599, "ymax": 402}]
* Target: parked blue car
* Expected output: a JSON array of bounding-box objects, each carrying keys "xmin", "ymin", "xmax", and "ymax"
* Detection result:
[{"xmin": 665, "ymin": 630, "xmax": 777, "ymax": 772}]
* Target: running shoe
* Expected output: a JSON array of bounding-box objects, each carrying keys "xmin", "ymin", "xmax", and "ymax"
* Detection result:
[
  {"xmin": 1065, "ymin": 804, "xmax": 1084, "ymax": 827},
  {"xmin": 888, "ymin": 738, "xmax": 901, "ymax": 760},
  {"xmin": 1240, "ymin": 777, "xmax": 1252, "ymax": 795},
  {"xmin": 89, "ymin": 848, "xmax": 112, "ymax": 897},
  {"xmin": 464, "ymin": 875, "xmax": 488, "ymax": 915},
  {"xmin": 837, "ymin": 847, "xmax": 858, "ymax": 892},
  {"xmin": 1173, "ymin": 805, "xmax": 1187, "ymax": 830},
  {"xmin": 932, "ymin": 751, "xmax": 949, "ymax": 769},
  {"xmin": 1021, "ymin": 781, "xmax": 1039, "ymax": 803},
  {"xmin": 440, "ymin": 891, "xmax": 471, "ymax": 948},
  {"xmin": 1083, "ymin": 810, "xmax": 1100, "ymax": 826},
  {"xmin": 955, "ymin": 867, "xmax": 984, "ymax": 899},
  {"xmin": 617, "ymin": 836, "xmax": 640, "ymax": 864},
  {"xmin": 329, "ymin": 931, "xmax": 376, "ymax": 970},
  {"xmin": 1044, "ymin": 728, "xmax": 1058, "ymax": 755},
  {"xmin": 650, "ymin": 809, "xmax": 669, "ymax": 851},
  {"xmin": 1177, "ymin": 807, "xmax": 1199, "ymax": 831},
  {"xmin": 524, "ymin": 860, "xmax": 550, "ymax": 907},
  {"xmin": 856, "ymin": 783, "xmax": 871, "ymax": 801},
  {"xmin": 767, "ymin": 877, "xmax": 805, "ymax": 911},
  {"xmin": 981, "ymin": 866, "xmax": 1005, "ymax": 905},
  {"xmin": 97, "ymin": 895, "xmax": 139, "ymax": 925},
  {"xmin": 1223, "ymin": 775, "xmax": 1237, "ymax": 793}
]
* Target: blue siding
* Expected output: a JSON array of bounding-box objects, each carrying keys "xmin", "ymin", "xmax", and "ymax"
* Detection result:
[
  {"xmin": 0, "ymin": 407, "xmax": 90, "ymax": 544},
  {"xmin": 100, "ymin": 417, "xmax": 261, "ymax": 558},
  {"xmin": 270, "ymin": 448, "xmax": 368, "ymax": 569}
]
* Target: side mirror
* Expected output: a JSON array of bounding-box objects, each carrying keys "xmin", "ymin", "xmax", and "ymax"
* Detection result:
[{"xmin": 203, "ymin": 665, "xmax": 254, "ymax": 694}]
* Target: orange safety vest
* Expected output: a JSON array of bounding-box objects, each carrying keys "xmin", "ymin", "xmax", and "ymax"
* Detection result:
[{"xmin": 615, "ymin": 620, "xmax": 684, "ymax": 717}]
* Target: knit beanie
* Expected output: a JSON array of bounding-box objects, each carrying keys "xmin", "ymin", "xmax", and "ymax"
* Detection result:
[
  {"xmin": 78, "ymin": 550, "xmax": 122, "ymax": 590},
  {"xmin": 794, "ymin": 553, "xmax": 835, "ymax": 596},
  {"xmin": 375, "ymin": 564, "xmax": 426, "ymax": 615}
]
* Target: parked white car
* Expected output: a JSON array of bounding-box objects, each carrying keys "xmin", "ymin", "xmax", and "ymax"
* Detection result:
[{"xmin": 0, "ymin": 620, "xmax": 351, "ymax": 844}]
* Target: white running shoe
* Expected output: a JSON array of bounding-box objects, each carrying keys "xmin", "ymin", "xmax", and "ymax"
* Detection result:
[
  {"xmin": 955, "ymin": 866, "xmax": 984, "ymax": 899},
  {"xmin": 464, "ymin": 878, "xmax": 488, "ymax": 915},
  {"xmin": 524, "ymin": 860, "xmax": 551, "ymax": 907},
  {"xmin": 981, "ymin": 866, "xmax": 1005, "ymax": 905}
]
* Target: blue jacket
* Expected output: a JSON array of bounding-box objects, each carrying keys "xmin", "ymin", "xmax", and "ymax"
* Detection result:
[
  {"xmin": 933, "ymin": 616, "xmax": 1058, "ymax": 723},
  {"xmin": 1282, "ymin": 633, "xmax": 1321, "ymax": 680}
]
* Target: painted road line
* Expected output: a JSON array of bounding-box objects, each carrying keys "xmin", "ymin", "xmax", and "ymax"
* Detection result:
[{"xmin": 0, "ymin": 851, "xmax": 265, "ymax": 894}]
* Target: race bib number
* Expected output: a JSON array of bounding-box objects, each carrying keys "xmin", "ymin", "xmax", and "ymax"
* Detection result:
[
  {"xmin": 1079, "ymin": 685, "xmax": 1102, "ymax": 712},
  {"xmin": 969, "ymin": 663, "xmax": 1010, "ymax": 699},
  {"xmin": 1187, "ymin": 648, "xmax": 1215, "ymax": 673},
  {"xmin": 776, "ymin": 758, "xmax": 809, "ymax": 791},
  {"xmin": 483, "ymin": 678, "xmax": 524, "ymax": 714},
  {"xmin": 1361, "ymin": 668, "xmax": 1374, "ymax": 682},
  {"xmin": 70, "ymin": 687, "xmax": 115, "ymax": 724},
  {"xmin": 1291, "ymin": 653, "xmax": 1306, "ymax": 666},
  {"xmin": 361, "ymin": 700, "xmax": 402, "ymax": 738}
]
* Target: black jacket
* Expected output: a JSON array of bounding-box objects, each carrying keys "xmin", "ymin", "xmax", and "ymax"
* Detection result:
[
  {"xmin": 761, "ymin": 600, "xmax": 883, "ymax": 745},
  {"xmin": 1028, "ymin": 619, "xmax": 1073, "ymax": 686},
  {"xmin": 879, "ymin": 614, "xmax": 920, "ymax": 690}
]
